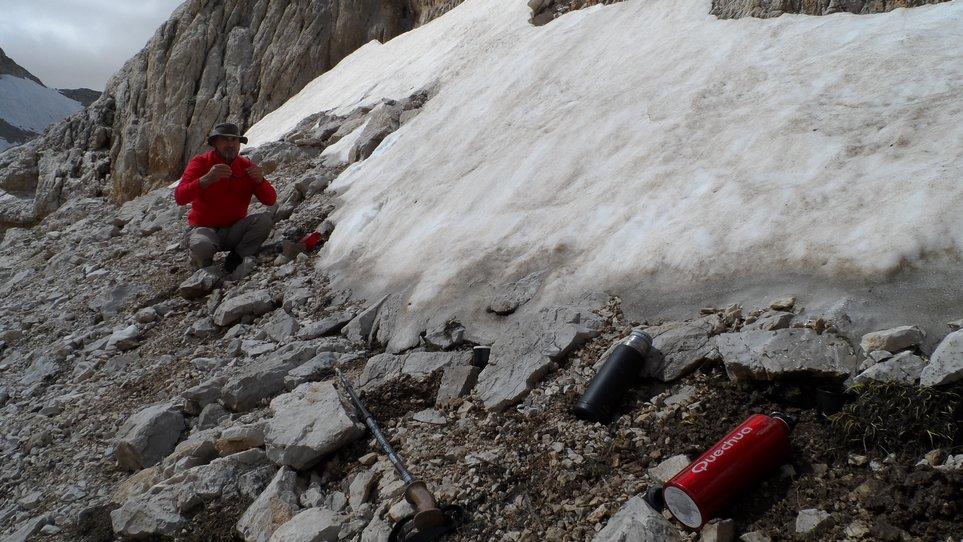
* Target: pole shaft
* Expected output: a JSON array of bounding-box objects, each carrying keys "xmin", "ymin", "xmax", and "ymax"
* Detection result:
[{"xmin": 337, "ymin": 369, "xmax": 415, "ymax": 483}]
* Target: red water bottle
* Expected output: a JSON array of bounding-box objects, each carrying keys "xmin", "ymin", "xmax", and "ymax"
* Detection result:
[
  {"xmin": 300, "ymin": 231, "xmax": 322, "ymax": 251},
  {"xmin": 663, "ymin": 412, "xmax": 794, "ymax": 529}
]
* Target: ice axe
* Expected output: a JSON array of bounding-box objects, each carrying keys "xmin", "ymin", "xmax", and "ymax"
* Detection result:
[{"xmin": 336, "ymin": 369, "xmax": 462, "ymax": 542}]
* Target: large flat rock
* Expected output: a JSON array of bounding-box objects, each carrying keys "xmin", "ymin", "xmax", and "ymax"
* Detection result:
[
  {"xmin": 115, "ymin": 402, "xmax": 186, "ymax": 471},
  {"xmin": 358, "ymin": 350, "xmax": 470, "ymax": 391},
  {"xmin": 644, "ymin": 315, "xmax": 722, "ymax": 382},
  {"xmin": 221, "ymin": 343, "xmax": 319, "ymax": 411},
  {"xmin": 476, "ymin": 306, "xmax": 602, "ymax": 410},
  {"xmin": 264, "ymin": 382, "xmax": 363, "ymax": 470},
  {"xmin": 214, "ymin": 290, "xmax": 276, "ymax": 327},
  {"xmin": 714, "ymin": 328, "xmax": 857, "ymax": 381}
]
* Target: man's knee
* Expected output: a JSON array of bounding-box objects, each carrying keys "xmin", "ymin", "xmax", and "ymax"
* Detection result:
[
  {"xmin": 246, "ymin": 213, "xmax": 274, "ymax": 242},
  {"xmin": 234, "ymin": 213, "xmax": 273, "ymax": 257},
  {"xmin": 188, "ymin": 229, "xmax": 219, "ymax": 266}
]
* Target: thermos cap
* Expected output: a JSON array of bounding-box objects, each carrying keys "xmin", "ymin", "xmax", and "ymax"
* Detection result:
[{"xmin": 622, "ymin": 329, "xmax": 653, "ymax": 355}]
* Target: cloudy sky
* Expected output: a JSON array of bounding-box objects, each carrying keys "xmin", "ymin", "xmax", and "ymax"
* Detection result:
[{"xmin": 0, "ymin": 0, "xmax": 183, "ymax": 90}]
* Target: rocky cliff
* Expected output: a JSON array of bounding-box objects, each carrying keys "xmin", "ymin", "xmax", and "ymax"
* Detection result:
[
  {"xmin": 710, "ymin": 0, "xmax": 948, "ymax": 18},
  {"xmin": 530, "ymin": 0, "xmax": 949, "ymax": 24},
  {"xmin": 0, "ymin": 0, "xmax": 464, "ymax": 230}
]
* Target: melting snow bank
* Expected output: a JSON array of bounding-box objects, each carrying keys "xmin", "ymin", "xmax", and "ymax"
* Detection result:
[{"xmin": 245, "ymin": 0, "xmax": 963, "ymax": 347}]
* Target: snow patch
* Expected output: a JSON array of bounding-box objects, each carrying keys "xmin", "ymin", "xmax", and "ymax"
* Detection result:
[
  {"xmin": 246, "ymin": 0, "xmax": 963, "ymax": 321},
  {"xmin": 0, "ymin": 74, "xmax": 83, "ymax": 133}
]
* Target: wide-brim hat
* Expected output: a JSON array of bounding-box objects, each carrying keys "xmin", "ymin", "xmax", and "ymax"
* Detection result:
[{"xmin": 207, "ymin": 122, "xmax": 248, "ymax": 145}]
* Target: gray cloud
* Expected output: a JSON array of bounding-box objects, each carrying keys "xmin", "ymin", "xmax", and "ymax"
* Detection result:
[{"xmin": 0, "ymin": 0, "xmax": 183, "ymax": 90}]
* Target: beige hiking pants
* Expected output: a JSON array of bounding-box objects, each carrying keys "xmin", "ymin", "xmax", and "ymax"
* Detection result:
[{"xmin": 188, "ymin": 212, "xmax": 273, "ymax": 268}]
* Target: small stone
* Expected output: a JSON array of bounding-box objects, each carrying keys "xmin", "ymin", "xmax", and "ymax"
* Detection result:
[
  {"xmin": 920, "ymin": 329, "xmax": 963, "ymax": 386},
  {"xmin": 178, "ymin": 268, "xmax": 220, "ymax": 299},
  {"xmin": 198, "ymin": 403, "xmax": 229, "ymax": 430},
  {"xmin": 648, "ymin": 454, "xmax": 690, "ymax": 484},
  {"xmin": 236, "ymin": 467, "xmax": 302, "ymax": 542},
  {"xmin": 848, "ymin": 454, "xmax": 869, "ymax": 467},
  {"xmin": 937, "ymin": 454, "xmax": 963, "ymax": 471},
  {"xmin": 107, "ymin": 325, "xmax": 141, "ymax": 351},
  {"xmin": 297, "ymin": 311, "xmax": 356, "ymax": 340},
  {"xmin": 213, "ymin": 290, "xmax": 275, "ymax": 327},
  {"xmin": 18, "ymin": 491, "xmax": 43, "ymax": 510},
  {"xmin": 699, "ymin": 518, "xmax": 735, "ymax": 542},
  {"xmin": 264, "ymin": 310, "xmax": 300, "ymax": 343},
  {"xmin": 738, "ymin": 532, "xmax": 771, "ymax": 542},
  {"xmin": 325, "ymin": 491, "xmax": 348, "ymax": 512},
  {"xmin": 860, "ymin": 325, "xmax": 924, "ymax": 354},
  {"xmin": 135, "ymin": 307, "xmax": 158, "ymax": 323},
  {"xmin": 2, "ymin": 514, "xmax": 51, "ymax": 542},
  {"xmin": 715, "ymin": 328, "xmax": 857, "ymax": 382},
  {"xmin": 592, "ymin": 494, "xmax": 681, "ymax": 541},
  {"xmin": 264, "ymin": 382, "xmax": 363, "ymax": 470},
  {"xmin": 411, "ymin": 408, "xmax": 446, "ymax": 425},
  {"xmin": 388, "ymin": 500, "xmax": 415, "ymax": 522},
  {"xmin": 348, "ymin": 470, "xmax": 380, "ymax": 510},
  {"xmin": 40, "ymin": 524, "xmax": 62, "ymax": 535},
  {"xmin": 188, "ymin": 318, "xmax": 218, "ymax": 338},
  {"xmin": 216, "ymin": 426, "xmax": 265, "ymax": 456},
  {"xmin": 843, "ymin": 521, "xmax": 870, "ymax": 538},
  {"xmin": 268, "ymin": 507, "xmax": 344, "ymax": 542},
  {"xmin": 663, "ymin": 385, "xmax": 697, "ymax": 407},
  {"xmin": 795, "ymin": 509, "xmax": 832, "ymax": 534},
  {"xmin": 435, "ymin": 364, "xmax": 480, "ymax": 407},
  {"xmin": 359, "ymin": 453, "xmax": 378, "ymax": 467},
  {"xmin": 744, "ymin": 311, "xmax": 794, "ymax": 331},
  {"xmin": 769, "ymin": 296, "xmax": 796, "ymax": 311}
]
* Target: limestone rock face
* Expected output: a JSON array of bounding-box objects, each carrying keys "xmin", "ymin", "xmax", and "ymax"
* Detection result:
[{"xmin": 0, "ymin": 0, "xmax": 466, "ymax": 228}]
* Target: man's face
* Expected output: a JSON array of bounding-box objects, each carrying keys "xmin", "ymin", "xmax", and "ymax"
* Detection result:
[{"xmin": 213, "ymin": 136, "xmax": 241, "ymax": 162}]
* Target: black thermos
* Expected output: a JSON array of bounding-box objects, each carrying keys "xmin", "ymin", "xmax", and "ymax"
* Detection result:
[{"xmin": 574, "ymin": 329, "xmax": 653, "ymax": 423}]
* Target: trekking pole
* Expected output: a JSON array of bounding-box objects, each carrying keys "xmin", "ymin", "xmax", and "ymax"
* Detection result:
[{"xmin": 336, "ymin": 369, "xmax": 454, "ymax": 541}]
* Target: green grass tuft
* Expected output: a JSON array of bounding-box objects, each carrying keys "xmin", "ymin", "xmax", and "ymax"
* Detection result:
[{"xmin": 830, "ymin": 381, "xmax": 960, "ymax": 455}]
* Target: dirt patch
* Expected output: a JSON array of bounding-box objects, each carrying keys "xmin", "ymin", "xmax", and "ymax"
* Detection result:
[
  {"xmin": 362, "ymin": 372, "xmax": 444, "ymax": 422},
  {"xmin": 373, "ymin": 322, "xmax": 963, "ymax": 541},
  {"xmin": 176, "ymin": 498, "xmax": 252, "ymax": 542}
]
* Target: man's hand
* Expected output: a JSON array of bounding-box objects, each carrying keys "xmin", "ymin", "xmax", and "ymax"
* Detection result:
[
  {"xmin": 200, "ymin": 164, "xmax": 231, "ymax": 188},
  {"xmin": 247, "ymin": 166, "xmax": 265, "ymax": 184}
]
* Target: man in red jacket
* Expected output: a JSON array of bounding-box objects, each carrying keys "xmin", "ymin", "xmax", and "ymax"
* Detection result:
[{"xmin": 174, "ymin": 123, "xmax": 277, "ymax": 275}]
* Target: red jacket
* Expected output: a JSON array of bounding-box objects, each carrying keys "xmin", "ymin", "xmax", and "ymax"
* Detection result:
[{"xmin": 174, "ymin": 150, "xmax": 278, "ymax": 227}]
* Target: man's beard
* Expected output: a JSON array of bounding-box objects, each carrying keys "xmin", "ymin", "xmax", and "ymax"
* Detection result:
[{"xmin": 217, "ymin": 148, "xmax": 238, "ymax": 162}]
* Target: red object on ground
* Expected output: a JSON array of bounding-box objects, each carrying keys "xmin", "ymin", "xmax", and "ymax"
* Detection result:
[
  {"xmin": 300, "ymin": 231, "xmax": 322, "ymax": 251},
  {"xmin": 174, "ymin": 150, "xmax": 277, "ymax": 227},
  {"xmin": 664, "ymin": 413, "xmax": 793, "ymax": 529}
]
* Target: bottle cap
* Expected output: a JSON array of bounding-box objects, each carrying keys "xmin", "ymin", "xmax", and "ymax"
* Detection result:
[
  {"xmin": 770, "ymin": 411, "xmax": 797, "ymax": 430},
  {"xmin": 622, "ymin": 329, "xmax": 653, "ymax": 355}
]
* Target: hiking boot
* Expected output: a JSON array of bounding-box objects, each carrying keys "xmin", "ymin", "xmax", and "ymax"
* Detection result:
[
  {"xmin": 225, "ymin": 257, "xmax": 255, "ymax": 282},
  {"xmin": 223, "ymin": 251, "xmax": 242, "ymax": 274}
]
